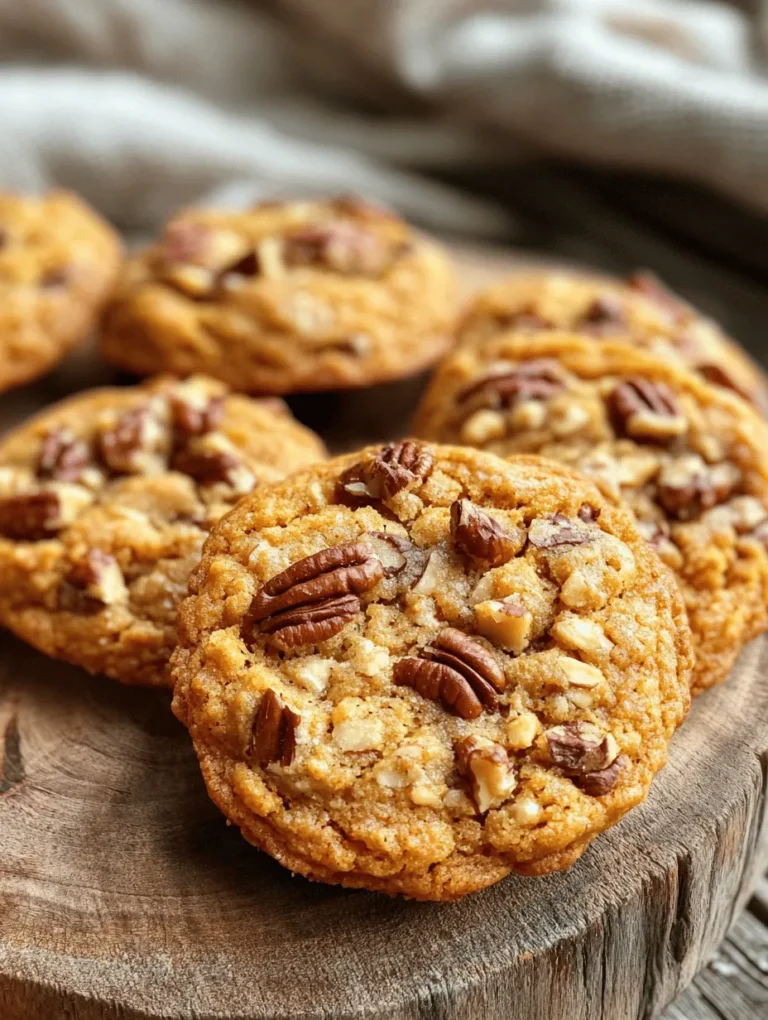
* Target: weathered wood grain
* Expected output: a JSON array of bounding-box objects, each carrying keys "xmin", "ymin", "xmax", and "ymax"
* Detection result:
[{"xmin": 0, "ymin": 246, "xmax": 766, "ymax": 1020}]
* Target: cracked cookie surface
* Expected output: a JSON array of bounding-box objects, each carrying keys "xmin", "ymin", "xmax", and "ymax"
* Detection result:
[
  {"xmin": 0, "ymin": 190, "xmax": 122, "ymax": 393},
  {"xmin": 415, "ymin": 334, "xmax": 768, "ymax": 692},
  {"xmin": 171, "ymin": 443, "xmax": 691, "ymax": 900},
  {"xmin": 100, "ymin": 196, "xmax": 457, "ymax": 394},
  {"xmin": 0, "ymin": 376, "xmax": 326, "ymax": 686},
  {"xmin": 457, "ymin": 270, "xmax": 768, "ymax": 412}
]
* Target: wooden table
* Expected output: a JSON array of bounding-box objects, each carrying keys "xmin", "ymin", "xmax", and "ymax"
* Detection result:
[{"xmin": 661, "ymin": 877, "xmax": 768, "ymax": 1020}]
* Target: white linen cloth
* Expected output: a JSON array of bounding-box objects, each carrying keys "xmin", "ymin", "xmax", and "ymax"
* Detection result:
[{"xmin": 1, "ymin": 0, "xmax": 768, "ymax": 236}]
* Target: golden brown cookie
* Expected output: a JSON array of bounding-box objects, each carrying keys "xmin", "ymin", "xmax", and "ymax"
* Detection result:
[
  {"xmin": 171, "ymin": 443, "xmax": 692, "ymax": 900},
  {"xmin": 100, "ymin": 196, "xmax": 457, "ymax": 394},
  {"xmin": 0, "ymin": 376, "xmax": 326, "ymax": 686},
  {"xmin": 414, "ymin": 334, "xmax": 768, "ymax": 692},
  {"xmin": 458, "ymin": 269, "xmax": 768, "ymax": 412},
  {"xmin": 0, "ymin": 190, "xmax": 122, "ymax": 393}
]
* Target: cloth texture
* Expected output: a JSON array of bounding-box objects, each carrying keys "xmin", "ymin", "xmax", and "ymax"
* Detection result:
[{"xmin": 1, "ymin": 0, "xmax": 768, "ymax": 236}]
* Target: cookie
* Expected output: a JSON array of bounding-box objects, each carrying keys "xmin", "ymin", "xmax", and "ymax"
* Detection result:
[
  {"xmin": 414, "ymin": 334, "xmax": 768, "ymax": 692},
  {"xmin": 0, "ymin": 376, "xmax": 326, "ymax": 686},
  {"xmin": 0, "ymin": 190, "xmax": 122, "ymax": 393},
  {"xmin": 171, "ymin": 442, "xmax": 692, "ymax": 900},
  {"xmin": 100, "ymin": 196, "xmax": 457, "ymax": 394},
  {"xmin": 458, "ymin": 269, "xmax": 768, "ymax": 412}
]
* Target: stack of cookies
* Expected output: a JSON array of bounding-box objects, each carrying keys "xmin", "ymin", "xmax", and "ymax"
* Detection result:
[{"xmin": 1, "ymin": 192, "xmax": 764, "ymax": 902}]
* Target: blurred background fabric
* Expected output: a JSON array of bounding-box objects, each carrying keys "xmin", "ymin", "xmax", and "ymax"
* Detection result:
[{"xmin": 1, "ymin": 0, "xmax": 767, "ymax": 351}]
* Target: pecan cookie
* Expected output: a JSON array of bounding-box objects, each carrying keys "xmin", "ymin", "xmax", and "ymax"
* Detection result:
[
  {"xmin": 171, "ymin": 443, "xmax": 692, "ymax": 900},
  {"xmin": 414, "ymin": 334, "xmax": 768, "ymax": 692},
  {"xmin": 458, "ymin": 270, "xmax": 768, "ymax": 412},
  {"xmin": 0, "ymin": 190, "xmax": 122, "ymax": 393},
  {"xmin": 100, "ymin": 196, "xmax": 457, "ymax": 394},
  {"xmin": 0, "ymin": 376, "xmax": 326, "ymax": 686}
]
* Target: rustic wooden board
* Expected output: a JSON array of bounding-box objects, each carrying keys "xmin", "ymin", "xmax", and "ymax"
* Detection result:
[{"xmin": 0, "ymin": 245, "xmax": 766, "ymax": 1020}]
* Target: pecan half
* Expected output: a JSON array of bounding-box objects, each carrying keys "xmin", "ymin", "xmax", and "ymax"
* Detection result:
[
  {"xmin": 283, "ymin": 223, "xmax": 394, "ymax": 275},
  {"xmin": 459, "ymin": 359, "xmax": 565, "ymax": 408},
  {"xmin": 247, "ymin": 541, "xmax": 384, "ymax": 648},
  {"xmin": 259, "ymin": 593, "xmax": 361, "ymax": 647},
  {"xmin": 656, "ymin": 456, "xmax": 740, "ymax": 520},
  {"xmin": 38, "ymin": 429, "xmax": 91, "ymax": 482},
  {"xmin": 394, "ymin": 658, "xmax": 483, "ymax": 720},
  {"xmin": 455, "ymin": 735, "xmax": 516, "ymax": 813},
  {"xmin": 450, "ymin": 499, "xmax": 521, "ymax": 566},
  {"xmin": 395, "ymin": 627, "xmax": 505, "ymax": 718},
  {"xmin": 528, "ymin": 513, "xmax": 592, "ymax": 549},
  {"xmin": 0, "ymin": 491, "xmax": 62, "ymax": 540},
  {"xmin": 426, "ymin": 628, "xmax": 506, "ymax": 704},
  {"xmin": 249, "ymin": 689, "xmax": 300, "ymax": 767},
  {"xmin": 578, "ymin": 293, "xmax": 626, "ymax": 334},
  {"xmin": 608, "ymin": 378, "xmax": 687, "ymax": 442},
  {"xmin": 575, "ymin": 754, "xmax": 627, "ymax": 796},
  {"xmin": 58, "ymin": 550, "xmax": 128, "ymax": 612},
  {"xmin": 545, "ymin": 722, "xmax": 619, "ymax": 775},
  {"xmin": 99, "ymin": 406, "xmax": 165, "ymax": 475}
]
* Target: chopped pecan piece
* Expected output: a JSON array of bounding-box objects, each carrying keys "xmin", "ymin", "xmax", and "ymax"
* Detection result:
[
  {"xmin": 249, "ymin": 689, "xmax": 300, "ymax": 767},
  {"xmin": 169, "ymin": 392, "xmax": 225, "ymax": 438},
  {"xmin": 578, "ymin": 293, "xmax": 626, "ymax": 334},
  {"xmin": 161, "ymin": 222, "xmax": 213, "ymax": 264},
  {"xmin": 219, "ymin": 250, "xmax": 260, "ymax": 281},
  {"xmin": 336, "ymin": 443, "xmax": 432, "ymax": 507},
  {"xmin": 99, "ymin": 405, "xmax": 166, "ymax": 475},
  {"xmin": 455, "ymin": 735, "xmax": 516, "ymax": 813},
  {"xmin": 577, "ymin": 503, "xmax": 600, "ymax": 523},
  {"xmin": 752, "ymin": 519, "xmax": 768, "ymax": 545},
  {"xmin": 59, "ymin": 550, "xmax": 128, "ymax": 612},
  {"xmin": 40, "ymin": 266, "xmax": 70, "ymax": 289},
  {"xmin": 484, "ymin": 307, "xmax": 550, "ymax": 333},
  {"xmin": 626, "ymin": 270, "xmax": 684, "ymax": 322},
  {"xmin": 656, "ymin": 456, "xmax": 740, "ymax": 520},
  {"xmin": 528, "ymin": 513, "xmax": 592, "ymax": 549},
  {"xmin": 608, "ymin": 378, "xmax": 687, "ymax": 442},
  {"xmin": 247, "ymin": 541, "xmax": 384, "ymax": 648},
  {"xmin": 395, "ymin": 627, "xmax": 504, "ymax": 718},
  {"xmin": 365, "ymin": 534, "xmax": 414, "ymax": 575},
  {"xmin": 38, "ymin": 428, "xmax": 91, "ymax": 482},
  {"xmin": 331, "ymin": 194, "xmax": 396, "ymax": 221},
  {"xmin": 450, "ymin": 499, "xmax": 521, "ymax": 566},
  {"xmin": 697, "ymin": 363, "xmax": 755, "ymax": 405},
  {"xmin": 172, "ymin": 443, "xmax": 241, "ymax": 486},
  {"xmin": 283, "ymin": 223, "xmax": 395, "ymax": 275},
  {"xmin": 0, "ymin": 490, "xmax": 63, "ymax": 540},
  {"xmin": 575, "ymin": 754, "xmax": 627, "ymax": 796},
  {"xmin": 474, "ymin": 600, "xmax": 532, "ymax": 654},
  {"xmin": 545, "ymin": 722, "xmax": 619, "ymax": 775},
  {"xmin": 365, "ymin": 441, "xmax": 433, "ymax": 500},
  {"xmin": 459, "ymin": 359, "xmax": 565, "ymax": 408}
]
